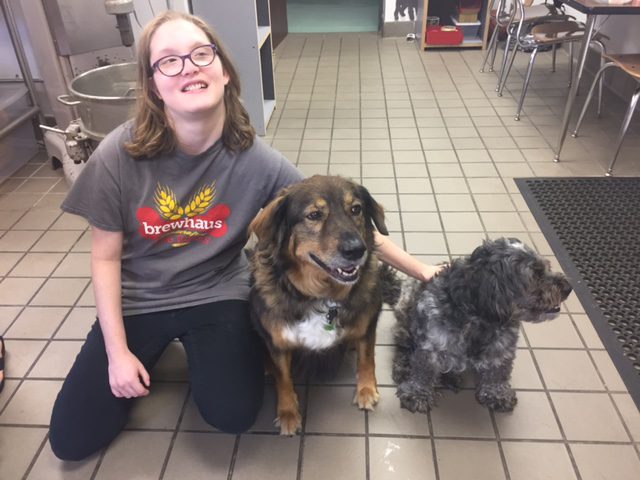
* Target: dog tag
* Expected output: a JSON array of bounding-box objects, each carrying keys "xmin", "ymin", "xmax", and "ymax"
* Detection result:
[{"xmin": 324, "ymin": 306, "xmax": 338, "ymax": 331}]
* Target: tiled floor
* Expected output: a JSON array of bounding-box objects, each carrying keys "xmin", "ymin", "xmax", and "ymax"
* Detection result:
[{"xmin": 1, "ymin": 33, "xmax": 640, "ymax": 479}]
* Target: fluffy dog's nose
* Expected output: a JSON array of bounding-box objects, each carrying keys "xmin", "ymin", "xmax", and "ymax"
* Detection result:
[
  {"xmin": 339, "ymin": 235, "xmax": 366, "ymax": 261},
  {"xmin": 559, "ymin": 277, "xmax": 573, "ymax": 298}
]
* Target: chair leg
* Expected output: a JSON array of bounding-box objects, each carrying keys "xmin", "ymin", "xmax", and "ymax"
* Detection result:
[
  {"xmin": 572, "ymin": 62, "xmax": 617, "ymax": 138},
  {"xmin": 496, "ymin": 31, "xmax": 514, "ymax": 93},
  {"xmin": 481, "ymin": 26, "xmax": 499, "ymax": 73},
  {"xmin": 606, "ymin": 86, "xmax": 640, "ymax": 176},
  {"xmin": 568, "ymin": 42, "xmax": 574, "ymax": 88},
  {"xmin": 515, "ymin": 47, "xmax": 539, "ymax": 121},
  {"xmin": 497, "ymin": 37, "xmax": 518, "ymax": 97},
  {"xmin": 551, "ymin": 44, "xmax": 557, "ymax": 73}
]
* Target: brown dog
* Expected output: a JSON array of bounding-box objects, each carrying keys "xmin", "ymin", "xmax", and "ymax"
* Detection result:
[{"xmin": 248, "ymin": 175, "xmax": 388, "ymax": 435}]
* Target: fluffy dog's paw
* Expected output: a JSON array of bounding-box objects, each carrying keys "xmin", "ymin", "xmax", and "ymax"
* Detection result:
[
  {"xmin": 476, "ymin": 386, "xmax": 518, "ymax": 412},
  {"xmin": 275, "ymin": 409, "xmax": 302, "ymax": 436},
  {"xmin": 396, "ymin": 382, "xmax": 438, "ymax": 414},
  {"xmin": 354, "ymin": 386, "xmax": 380, "ymax": 410}
]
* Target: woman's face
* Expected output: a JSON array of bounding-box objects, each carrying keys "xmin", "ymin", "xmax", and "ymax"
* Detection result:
[{"xmin": 149, "ymin": 19, "xmax": 229, "ymax": 122}]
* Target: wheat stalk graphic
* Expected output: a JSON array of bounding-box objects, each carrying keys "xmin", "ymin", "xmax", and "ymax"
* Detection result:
[{"xmin": 154, "ymin": 182, "xmax": 216, "ymax": 220}]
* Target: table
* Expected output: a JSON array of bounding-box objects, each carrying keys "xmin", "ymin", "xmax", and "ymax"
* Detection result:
[{"xmin": 554, "ymin": 0, "xmax": 640, "ymax": 161}]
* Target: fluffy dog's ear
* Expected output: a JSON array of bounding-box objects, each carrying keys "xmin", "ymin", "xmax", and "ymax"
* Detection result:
[
  {"xmin": 249, "ymin": 193, "xmax": 290, "ymax": 252},
  {"xmin": 359, "ymin": 185, "xmax": 388, "ymax": 235}
]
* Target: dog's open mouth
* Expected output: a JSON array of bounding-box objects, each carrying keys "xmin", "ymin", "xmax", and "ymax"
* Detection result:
[{"xmin": 309, "ymin": 254, "xmax": 361, "ymax": 283}]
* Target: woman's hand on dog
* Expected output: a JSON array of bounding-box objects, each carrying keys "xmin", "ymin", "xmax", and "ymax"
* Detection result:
[
  {"xmin": 107, "ymin": 349, "xmax": 151, "ymax": 398},
  {"xmin": 418, "ymin": 263, "xmax": 448, "ymax": 282},
  {"xmin": 374, "ymin": 233, "xmax": 446, "ymax": 282}
]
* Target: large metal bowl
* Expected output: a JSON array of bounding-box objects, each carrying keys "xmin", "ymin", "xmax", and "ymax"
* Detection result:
[{"xmin": 61, "ymin": 62, "xmax": 137, "ymax": 141}]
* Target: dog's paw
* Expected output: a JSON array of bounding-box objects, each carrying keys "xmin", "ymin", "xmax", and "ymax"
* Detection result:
[
  {"xmin": 275, "ymin": 409, "xmax": 302, "ymax": 436},
  {"xmin": 354, "ymin": 386, "xmax": 380, "ymax": 410},
  {"xmin": 476, "ymin": 386, "xmax": 518, "ymax": 412},
  {"xmin": 396, "ymin": 382, "xmax": 438, "ymax": 414}
]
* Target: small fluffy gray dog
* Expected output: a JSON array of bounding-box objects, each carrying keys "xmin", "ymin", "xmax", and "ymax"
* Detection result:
[{"xmin": 384, "ymin": 238, "xmax": 572, "ymax": 413}]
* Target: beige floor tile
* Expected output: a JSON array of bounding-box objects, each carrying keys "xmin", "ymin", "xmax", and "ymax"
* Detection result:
[
  {"xmin": 9, "ymin": 252, "xmax": 65, "ymax": 277},
  {"xmin": 612, "ymin": 394, "xmax": 640, "ymax": 442},
  {"xmin": 467, "ymin": 177, "xmax": 508, "ymax": 194},
  {"xmin": 54, "ymin": 307, "xmax": 95, "ymax": 339},
  {"xmin": 305, "ymin": 385, "xmax": 365, "ymax": 434},
  {"xmin": 375, "ymin": 345, "xmax": 396, "ymax": 386},
  {"xmin": 50, "ymin": 212, "xmax": 88, "ymax": 230},
  {"xmin": 2, "ymin": 339, "xmax": 47, "ymax": 376},
  {"xmin": 0, "ymin": 230, "xmax": 42, "ymax": 252},
  {"xmin": 5, "ymin": 306, "xmax": 68, "ymax": 339},
  {"xmin": 440, "ymin": 212, "xmax": 484, "ymax": 232},
  {"xmin": 28, "ymin": 340, "xmax": 81, "ymax": 378},
  {"xmin": 51, "ymin": 252, "xmax": 91, "ymax": 277},
  {"xmin": 368, "ymin": 387, "xmax": 429, "ymax": 436},
  {"xmin": 28, "ymin": 441, "xmax": 100, "ymax": 480},
  {"xmin": 401, "ymin": 212, "xmax": 441, "ymax": 231},
  {"xmin": 590, "ymin": 350, "xmax": 627, "ymax": 391},
  {"xmin": 494, "ymin": 391, "xmax": 562, "ymax": 440},
  {"xmin": 96, "ymin": 431, "xmax": 172, "ymax": 480},
  {"xmin": 0, "ymin": 379, "xmax": 19, "ymax": 410},
  {"xmin": 29, "ymin": 278, "xmax": 89, "ymax": 306},
  {"xmin": 571, "ymin": 314, "xmax": 604, "ymax": 349},
  {"xmin": 551, "ymin": 392, "xmax": 629, "ymax": 441},
  {"xmin": 301, "ymin": 436, "xmax": 365, "ymax": 480},
  {"xmin": 473, "ymin": 194, "xmax": 517, "ymax": 212},
  {"xmin": 522, "ymin": 314, "xmax": 583, "ymax": 348},
  {"xmin": 233, "ymin": 434, "xmax": 300, "ymax": 480},
  {"xmin": 30, "ymin": 230, "xmax": 82, "ymax": 252},
  {"xmin": 395, "ymin": 164, "xmax": 429, "ymax": 178},
  {"xmin": 428, "ymin": 163, "xmax": 464, "ymax": 178},
  {"xmin": 70, "ymin": 230, "xmax": 91, "ymax": 252},
  {"xmin": 430, "ymin": 390, "xmax": 495, "ymax": 438},
  {"xmin": 0, "ymin": 379, "xmax": 62, "ymax": 424},
  {"xmin": 0, "ymin": 251, "xmax": 21, "ymax": 275},
  {"xmin": 480, "ymin": 211, "xmax": 526, "ymax": 232},
  {"xmin": 0, "ymin": 210, "xmax": 26, "ymax": 229},
  {"xmin": 0, "ymin": 427, "xmax": 47, "ymax": 479},
  {"xmin": 398, "ymin": 194, "xmax": 436, "ymax": 212},
  {"xmin": 430, "ymin": 177, "xmax": 468, "ymax": 194},
  {"xmin": 404, "ymin": 232, "xmax": 448, "ymax": 255},
  {"xmin": 75, "ymin": 283, "xmax": 95, "ymax": 306},
  {"xmin": 534, "ymin": 350, "xmax": 604, "ymax": 391},
  {"xmin": 12, "ymin": 208, "xmax": 61, "ymax": 230},
  {"xmin": 151, "ymin": 341, "xmax": 189, "ymax": 381},
  {"xmin": 369, "ymin": 437, "xmax": 436, "ymax": 480},
  {"xmin": 445, "ymin": 231, "xmax": 487, "ymax": 255},
  {"xmin": 0, "ymin": 277, "xmax": 45, "ymax": 305},
  {"xmin": 571, "ymin": 444, "xmax": 640, "ymax": 480},
  {"xmin": 511, "ymin": 349, "xmax": 543, "ymax": 389},
  {"xmin": 376, "ymin": 310, "xmax": 395, "ymax": 345},
  {"xmin": 561, "ymin": 292, "xmax": 585, "ymax": 314},
  {"xmin": 502, "ymin": 442, "xmax": 577, "ymax": 480},
  {"xmin": 434, "ymin": 439, "xmax": 506, "ymax": 480},
  {"xmin": 435, "ymin": 194, "xmax": 476, "ymax": 212},
  {"xmin": 126, "ymin": 382, "xmax": 188, "ymax": 430},
  {"xmin": 396, "ymin": 178, "xmax": 432, "ymax": 194}
]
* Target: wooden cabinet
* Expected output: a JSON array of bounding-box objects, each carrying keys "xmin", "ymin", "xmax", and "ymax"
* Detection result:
[
  {"xmin": 416, "ymin": 0, "xmax": 491, "ymax": 50},
  {"xmin": 192, "ymin": 0, "xmax": 276, "ymax": 135}
]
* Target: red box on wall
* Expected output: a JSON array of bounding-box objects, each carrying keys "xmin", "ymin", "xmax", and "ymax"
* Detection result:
[{"xmin": 426, "ymin": 26, "xmax": 464, "ymax": 46}]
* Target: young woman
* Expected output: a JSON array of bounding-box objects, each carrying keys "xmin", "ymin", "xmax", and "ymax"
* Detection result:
[{"xmin": 49, "ymin": 10, "xmax": 442, "ymax": 461}]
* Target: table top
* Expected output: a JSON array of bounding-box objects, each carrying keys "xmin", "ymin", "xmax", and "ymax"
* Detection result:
[{"xmin": 563, "ymin": 0, "xmax": 640, "ymax": 14}]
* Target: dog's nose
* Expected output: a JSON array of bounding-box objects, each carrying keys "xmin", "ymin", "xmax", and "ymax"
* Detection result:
[{"xmin": 339, "ymin": 235, "xmax": 366, "ymax": 261}]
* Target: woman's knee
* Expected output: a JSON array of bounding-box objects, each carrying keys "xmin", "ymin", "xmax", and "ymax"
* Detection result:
[{"xmin": 196, "ymin": 386, "xmax": 264, "ymax": 433}]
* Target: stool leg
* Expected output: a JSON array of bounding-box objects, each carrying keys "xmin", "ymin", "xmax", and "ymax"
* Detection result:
[
  {"xmin": 572, "ymin": 62, "xmax": 617, "ymax": 138},
  {"xmin": 515, "ymin": 47, "xmax": 539, "ymax": 121},
  {"xmin": 552, "ymin": 44, "xmax": 557, "ymax": 73},
  {"xmin": 497, "ymin": 36, "xmax": 518, "ymax": 96},
  {"xmin": 606, "ymin": 86, "xmax": 640, "ymax": 176},
  {"xmin": 568, "ymin": 42, "xmax": 574, "ymax": 88}
]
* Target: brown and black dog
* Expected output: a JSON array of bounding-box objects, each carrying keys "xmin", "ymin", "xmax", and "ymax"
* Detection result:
[{"xmin": 248, "ymin": 175, "xmax": 388, "ymax": 435}]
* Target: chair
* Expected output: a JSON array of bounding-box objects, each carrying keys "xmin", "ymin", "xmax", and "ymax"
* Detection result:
[
  {"xmin": 571, "ymin": 54, "xmax": 640, "ymax": 176},
  {"xmin": 479, "ymin": 0, "xmax": 565, "ymax": 75},
  {"xmin": 495, "ymin": 0, "xmax": 607, "ymax": 121}
]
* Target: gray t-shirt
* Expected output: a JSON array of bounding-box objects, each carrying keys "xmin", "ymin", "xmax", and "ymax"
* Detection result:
[{"xmin": 62, "ymin": 121, "xmax": 303, "ymax": 315}]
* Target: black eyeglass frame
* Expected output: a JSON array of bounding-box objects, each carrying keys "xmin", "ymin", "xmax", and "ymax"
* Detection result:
[{"xmin": 151, "ymin": 43, "xmax": 218, "ymax": 77}]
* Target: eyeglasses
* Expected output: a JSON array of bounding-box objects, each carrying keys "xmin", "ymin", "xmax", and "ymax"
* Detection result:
[{"xmin": 151, "ymin": 44, "xmax": 218, "ymax": 77}]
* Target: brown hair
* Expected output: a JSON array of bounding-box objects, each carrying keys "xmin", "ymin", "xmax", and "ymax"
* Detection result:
[{"xmin": 125, "ymin": 11, "xmax": 255, "ymax": 158}]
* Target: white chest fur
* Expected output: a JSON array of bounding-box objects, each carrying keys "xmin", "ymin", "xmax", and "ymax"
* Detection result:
[{"xmin": 281, "ymin": 305, "xmax": 344, "ymax": 351}]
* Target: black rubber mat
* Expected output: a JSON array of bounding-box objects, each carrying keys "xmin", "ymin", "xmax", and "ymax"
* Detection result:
[{"xmin": 516, "ymin": 177, "xmax": 640, "ymax": 408}]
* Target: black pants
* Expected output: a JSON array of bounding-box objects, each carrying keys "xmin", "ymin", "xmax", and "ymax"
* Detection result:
[{"xmin": 49, "ymin": 300, "xmax": 264, "ymax": 461}]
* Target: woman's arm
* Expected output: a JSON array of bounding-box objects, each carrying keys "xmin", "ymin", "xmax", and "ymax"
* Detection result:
[
  {"xmin": 91, "ymin": 226, "xmax": 150, "ymax": 398},
  {"xmin": 374, "ymin": 232, "xmax": 445, "ymax": 282}
]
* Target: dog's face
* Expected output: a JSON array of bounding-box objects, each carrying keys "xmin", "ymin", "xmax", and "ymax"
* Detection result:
[
  {"xmin": 250, "ymin": 175, "xmax": 388, "ymax": 288},
  {"xmin": 468, "ymin": 238, "xmax": 572, "ymax": 323}
]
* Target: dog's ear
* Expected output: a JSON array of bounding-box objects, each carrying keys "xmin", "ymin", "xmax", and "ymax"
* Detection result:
[
  {"xmin": 249, "ymin": 192, "xmax": 290, "ymax": 252},
  {"xmin": 358, "ymin": 185, "xmax": 388, "ymax": 235}
]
